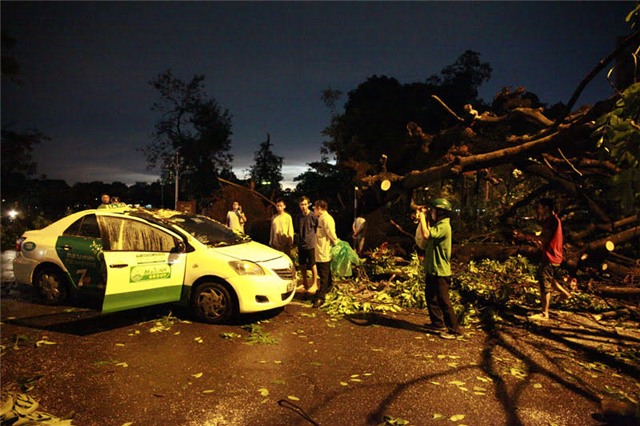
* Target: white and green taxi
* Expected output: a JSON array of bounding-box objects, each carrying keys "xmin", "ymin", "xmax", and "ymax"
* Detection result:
[{"xmin": 13, "ymin": 206, "xmax": 296, "ymax": 323}]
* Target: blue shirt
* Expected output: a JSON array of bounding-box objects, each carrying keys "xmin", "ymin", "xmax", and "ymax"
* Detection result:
[{"xmin": 297, "ymin": 212, "xmax": 317, "ymax": 249}]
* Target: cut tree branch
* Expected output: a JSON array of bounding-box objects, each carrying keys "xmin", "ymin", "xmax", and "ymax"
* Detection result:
[{"xmin": 557, "ymin": 30, "xmax": 640, "ymax": 126}]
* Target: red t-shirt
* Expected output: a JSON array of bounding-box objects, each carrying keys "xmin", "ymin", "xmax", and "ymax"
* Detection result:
[{"xmin": 541, "ymin": 214, "xmax": 563, "ymax": 265}]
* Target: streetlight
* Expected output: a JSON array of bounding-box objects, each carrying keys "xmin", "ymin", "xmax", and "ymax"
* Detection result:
[{"xmin": 164, "ymin": 152, "xmax": 181, "ymax": 210}]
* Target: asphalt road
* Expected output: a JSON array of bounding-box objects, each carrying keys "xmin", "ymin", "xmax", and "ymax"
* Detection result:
[{"xmin": 1, "ymin": 252, "xmax": 639, "ymax": 425}]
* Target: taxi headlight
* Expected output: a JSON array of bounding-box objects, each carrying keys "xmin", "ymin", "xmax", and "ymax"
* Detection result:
[{"xmin": 229, "ymin": 260, "xmax": 265, "ymax": 275}]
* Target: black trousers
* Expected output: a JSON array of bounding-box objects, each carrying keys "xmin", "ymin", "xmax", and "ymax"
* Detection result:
[
  {"xmin": 425, "ymin": 274, "xmax": 459, "ymax": 333},
  {"xmin": 315, "ymin": 261, "xmax": 333, "ymax": 300}
]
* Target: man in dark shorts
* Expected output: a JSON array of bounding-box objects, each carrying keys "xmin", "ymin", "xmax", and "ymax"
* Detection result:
[
  {"xmin": 514, "ymin": 198, "xmax": 572, "ymax": 321},
  {"xmin": 297, "ymin": 196, "xmax": 318, "ymax": 293}
]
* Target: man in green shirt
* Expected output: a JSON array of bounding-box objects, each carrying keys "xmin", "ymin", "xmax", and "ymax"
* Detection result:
[{"xmin": 415, "ymin": 198, "xmax": 462, "ymax": 339}]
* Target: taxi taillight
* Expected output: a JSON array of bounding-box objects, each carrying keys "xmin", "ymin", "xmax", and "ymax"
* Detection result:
[{"xmin": 16, "ymin": 236, "xmax": 25, "ymax": 252}]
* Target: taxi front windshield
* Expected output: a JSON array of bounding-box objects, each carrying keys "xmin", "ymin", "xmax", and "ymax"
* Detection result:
[{"xmin": 164, "ymin": 213, "xmax": 250, "ymax": 247}]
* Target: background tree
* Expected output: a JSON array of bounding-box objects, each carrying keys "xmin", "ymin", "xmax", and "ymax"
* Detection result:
[
  {"xmin": 142, "ymin": 69, "xmax": 234, "ymax": 204},
  {"xmin": 0, "ymin": 127, "xmax": 47, "ymax": 181},
  {"xmin": 1, "ymin": 30, "xmax": 45, "ymax": 199},
  {"xmin": 430, "ymin": 49, "xmax": 493, "ymax": 115},
  {"xmin": 293, "ymin": 156, "xmax": 349, "ymax": 205},
  {"xmin": 323, "ymin": 50, "xmax": 493, "ymax": 176},
  {"xmin": 247, "ymin": 134, "xmax": 284, "ymax": 198}
]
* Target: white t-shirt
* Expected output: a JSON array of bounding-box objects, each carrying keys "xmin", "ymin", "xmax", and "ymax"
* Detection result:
[
  {"xmin": 270, "ymin": 212, "xmax": 294, "ymax": 250},
  {"xmin": 353, "ymin": 217, "xmax": 366, "ymax": 235},
  {"xmin": 227, "ymin": 210, "xmax": 245, "ymax": 232}
]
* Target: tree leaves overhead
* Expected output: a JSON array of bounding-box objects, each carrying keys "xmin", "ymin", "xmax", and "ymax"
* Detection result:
[
  {"xmin": 324, "ymin": 51, "xmax": 492, "ymax": 171},
  {"xmin": 143, "ymin": 69, "xmax": 234, "ymax": 201},
  {"xmin": 0, "ymin": 127, "xmax": 49, "ymax": 178}
]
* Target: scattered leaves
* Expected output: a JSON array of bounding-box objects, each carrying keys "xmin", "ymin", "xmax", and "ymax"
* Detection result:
[
  {"xmin": 242, "ymin": 324, "xmax": 279, "ymax": 345},
  {"xmin": 379, "ymin": 414, "xmax": 410, "ymax": 425},
  {"xmin": 220, "ymin": 332, "xmax": 241, "ymax": 339},
  {"xmin": 35, "ymin": 339, "xmax": 57, "ymax": 348}
]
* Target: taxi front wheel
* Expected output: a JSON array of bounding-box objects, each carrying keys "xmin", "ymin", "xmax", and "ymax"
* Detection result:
[
  {"xmin": 192, "ymin": 282, "xmax": 236, "ymax": 324},
  {"xmin": 34, "ymin": 266, "xmax": 69, "ymax": 305}
]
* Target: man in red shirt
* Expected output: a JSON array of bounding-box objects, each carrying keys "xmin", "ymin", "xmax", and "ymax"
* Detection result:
[{"xmin": 514, "ymin": 198, "xmax": 572, "ymax": 321}]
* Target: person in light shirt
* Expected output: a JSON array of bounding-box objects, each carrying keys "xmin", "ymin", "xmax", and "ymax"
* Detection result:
[
  {"xmin": 226, "ymin": 201, "xmax": 247, "ymax": 233},
  {"xmin": 352, "ymin": 215, "xmax": 367, "ymax": 256},
  {"xmin": 312, "ymin": 199, "xmax": 339, "ymax": 308},
  {"xmin": 269, "ymin": 198, "xmax": 294, "ymax": 258}
]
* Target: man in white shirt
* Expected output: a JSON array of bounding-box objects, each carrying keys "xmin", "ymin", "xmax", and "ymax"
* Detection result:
[
  {"xmin": 352, "ymin": 216, "xmax": 367, "ymax": 256},
  {"xmin": 269, "ymin": 198, "xmax": 294, "ymax": 258},
  {"xmin": 226, "ymin": 201, "xmax": 246, "ymax": 233},
  {"xmin": 312, "ymin": 199, "xmax": 339, "ymax": 308}
]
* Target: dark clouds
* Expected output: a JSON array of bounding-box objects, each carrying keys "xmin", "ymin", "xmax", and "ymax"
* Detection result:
[{"xmin": 1, "ymin": 2, "xmax": 634, "ymax": 187}]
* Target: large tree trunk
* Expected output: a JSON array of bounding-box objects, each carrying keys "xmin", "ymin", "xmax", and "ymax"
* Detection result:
[{"xmin": 348, "ymin": 34, "xmax": 640, "ymax": 281}]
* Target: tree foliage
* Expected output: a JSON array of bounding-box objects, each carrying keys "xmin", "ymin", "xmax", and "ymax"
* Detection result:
[
  {"xmin": 592, "ymin": 82, "xmax": 640, "ymax": 215},
  {"xmin": 323, "ymin": 50, "xmax": 493, "ymax": 172},
  {"xmin": 142, "ymin": 69, "xmax": 234, "ymax": 202},
  {"xmin": 1, "ymin": 127, "xmax": 48, "ymax": 178},
  {"xmin": 247, "ymin": 134, "xmax": 284, "ymax": 198},
  {"xmin": 293, "ymin": 156, "xmax": 353, "ymax": 209}
]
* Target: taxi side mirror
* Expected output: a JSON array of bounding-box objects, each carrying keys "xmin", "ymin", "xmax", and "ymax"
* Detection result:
[{"xmin": 171, "ymin": 241, "xmax": 186, "ymax": 253}]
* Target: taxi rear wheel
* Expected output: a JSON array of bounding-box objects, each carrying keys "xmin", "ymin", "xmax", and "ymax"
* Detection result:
[
  {"xmin": 34, "ymin": 266, "xmax": 69, "ymax": 305},
  {"xmin": 192, "ymin": 282, "xmax": 236, "ymax": 324}
]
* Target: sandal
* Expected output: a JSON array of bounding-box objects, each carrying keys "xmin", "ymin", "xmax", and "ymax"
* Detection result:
[{"xmin": 529, "ymin": 313, "xmax": 549, "ymax": 321}]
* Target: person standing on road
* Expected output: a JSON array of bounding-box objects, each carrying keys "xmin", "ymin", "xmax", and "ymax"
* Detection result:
[
  {"xmin": 313, "ymin": 199, "xmax": 339, "ymax": 308},
  {"xmin": 352, "ymin": 215, "xmax": 367, "ymax": 256},
  {"xmin": 415, "ymin": 198, "xmax": 462, "ymax": 339},
  {"xmin": 513, "ymin": 198, "xmax": 572, "ymax": 321},
  {"xmin": 269, "ymin": 198, "xmax": 294, "ymax": 258},
  {"xmin": 297, "ymin": 196, "xmax": 318, "ymax": 293},
  {"xmin": 226, "ymin": 201, "xmax": 247, "ymax": 233}
]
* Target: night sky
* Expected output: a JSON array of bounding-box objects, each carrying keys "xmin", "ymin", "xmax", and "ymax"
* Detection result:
[{"xmin": 1, "ymin": 1, "xmax": 635, "ymax": 188}]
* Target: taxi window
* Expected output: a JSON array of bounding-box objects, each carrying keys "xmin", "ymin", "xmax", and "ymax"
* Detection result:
[
  {"xmin": 99, "ymin": 216, "xmax": 177, "ymax": 252},
  {"xmin": 63, "ymin": 214, "xmax": 101, "ymax": 239}
]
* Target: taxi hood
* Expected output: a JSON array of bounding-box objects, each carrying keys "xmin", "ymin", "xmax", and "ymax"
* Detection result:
[{"xmin": 212, "ymin": 241, "xmax": 286, "ymax": 263}]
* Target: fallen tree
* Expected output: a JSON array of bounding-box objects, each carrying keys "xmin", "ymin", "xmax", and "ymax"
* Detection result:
[{"xmin": 345, "ymin": 28, "xmax": 640, "ymax": 286}]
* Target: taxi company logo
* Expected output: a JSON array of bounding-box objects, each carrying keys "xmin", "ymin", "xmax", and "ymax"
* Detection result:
[
  {"xmin": 23, "ymin": 242, "xmax": 36, "ymax": 251},
  {"xmin": 130, "ymin": 265, "xmax": 171, "ymax": 282}
]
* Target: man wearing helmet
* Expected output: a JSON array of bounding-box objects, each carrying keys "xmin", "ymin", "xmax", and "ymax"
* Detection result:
[{"xmin": 415, "ymin": 198, "xmax": 463, "ymax": 339}]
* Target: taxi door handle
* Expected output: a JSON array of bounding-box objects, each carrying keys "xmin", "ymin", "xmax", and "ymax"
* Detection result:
[{"xmin": 109, "ymin": 264, "xmax": 128, "ymax": 268}]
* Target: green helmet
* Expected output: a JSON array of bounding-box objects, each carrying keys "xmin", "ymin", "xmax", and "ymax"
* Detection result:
[{"xmin": 430, "ymin": 198, "xmax": 452, "ymax": 211}]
